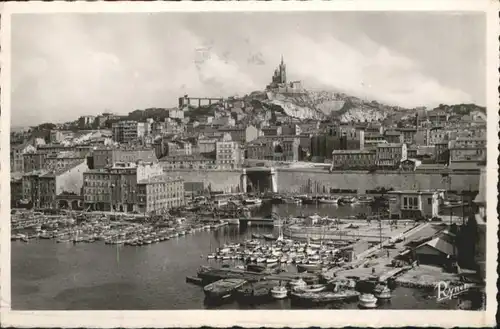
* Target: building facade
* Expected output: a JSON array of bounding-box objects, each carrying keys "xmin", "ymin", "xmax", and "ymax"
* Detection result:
[
  {"xmin": 83, "ymin": 162, "xmax": 163, "ymax": 212},
  {"xmin": 137, "ymin": 176, "xmax": 184, "ymax": 213},
  {"xmin": 22, "ymin": 160, "xmax": 89, "ymax": 209},
  {"xmin": 376, "ymin": 143, "xmax": 407, "ymax": 168},
  {"xmin": 216, "ymin": 141, "xmax": 242, "ymax": 169},
  {"xmin": 112, "ymin": 121, "xmax": 147, "ymax": 143},
  {"xmin": 93, "ymin": 147, "xmax": 157, "ymax": 169},
  {"xmin": 331, "ymin": 150, "xmax": 376, "ymax": 170},
  {"xmin": 388, "ymin": 190, "xmax": 445, "ymax": 219}
]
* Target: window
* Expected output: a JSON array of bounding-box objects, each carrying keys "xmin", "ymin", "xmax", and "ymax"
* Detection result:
[
  {"xmin": 428, "ymin": 197, "xmax": 432, "ymax": 205},
  {"xmin": 403, "ymin": 197, "xmax": 407, "ymax": 208}
]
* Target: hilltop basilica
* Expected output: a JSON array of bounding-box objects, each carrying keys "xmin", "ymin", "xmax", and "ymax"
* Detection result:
[{"xmin": 266, "ymin": 56, "xmax": 306, "ymax": 95}]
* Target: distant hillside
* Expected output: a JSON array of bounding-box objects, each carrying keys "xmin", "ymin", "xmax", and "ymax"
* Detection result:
[{"xmin": 432, "ymin": 103, "xmax": 486, "ymax": 116}]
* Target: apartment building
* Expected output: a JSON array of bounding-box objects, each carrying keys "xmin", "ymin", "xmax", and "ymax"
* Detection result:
[{"xmin": 376, "ymin": 143, "xmax": 407, "ymax": 168}]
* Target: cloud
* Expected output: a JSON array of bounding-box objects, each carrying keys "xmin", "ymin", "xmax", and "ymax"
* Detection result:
[{"xmin": 11, "ymin": 13, "xmax": 479, "ymax": 126}]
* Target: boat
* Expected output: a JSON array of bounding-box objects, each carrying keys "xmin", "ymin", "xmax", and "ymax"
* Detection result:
[
  {"xmin": 225, "ymin": 218, "xmax": 240, "ymax": 226},
  {"xmin": 289, "ymin": 278, "xmax": 307, "ymax": 289},
  {"xmin": 373, "ymin": 285, "xmax": 392, "ymax": 300},
  {"xmin": 246, "ymin": 264, "xmax": 267, "ymax": 273},
  {"xmin": 339, "ymin": 196, "xmax": 357, "ymax": 205},
  {"xmin": 270, "ymin": 285, "xmax": 288, "ymax": 299},
  {"xmin": 263, "ymin": 234, "xmax": 276, "ymax": 241},
  {"xmin": 266, "ymin": 257, "xmax": 278, "ymax": 264},
  {"xmin": 357, "ymin": 196, "xmax": 374, "ymax": 204},
  {"xmin": 358, "ymin": 293, "xmax": 378, "ymax": 308},
  {"xmin": 203, "ymin": 279, "xmax": 247, "ymax": 300},
  {"xmin": 243, "ymin": 198, "xmax": 263, "ymax": 206},
  {"xmin": 292, "ymin": 284, "xmax": 326, "ymax": 293},
  {"xmin": 300, "ymin": 196, "xmax": 317, "ymax": 205},
  {"xmin": 251, "ymin": 233, "xmax": 263, "ymax": 239},
  {"xmin": 291, "ymin": 290, "xmax": 360, "ymax": 303},
  {"xmin": 318, "ymin": 196, "xmax": 339, "ymax": 204},
  {"xmin": 296, "ymin": 262, "xmax": 323, "ymax": 273},
  {"xmin": 282, "ymin": 197, "xmax": 301, "ymax": 205}
]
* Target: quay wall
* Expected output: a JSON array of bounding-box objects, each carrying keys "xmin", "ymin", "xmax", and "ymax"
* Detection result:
[
  {"xmin": 164, "ymin": 169, "xmax": 242, "ymax": 193},
  {"xmin": 275, "ymin": 169, "xmax": 481, "ymax": 194},
  {"xmin": 163, "ymin": 168, "xmax": 481, "ymax": 195}
]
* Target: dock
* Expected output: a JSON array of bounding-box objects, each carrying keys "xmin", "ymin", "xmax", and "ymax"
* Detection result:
[{"xmin": 196, "ymin": 266, "xmax": 319, "ymax": 285}]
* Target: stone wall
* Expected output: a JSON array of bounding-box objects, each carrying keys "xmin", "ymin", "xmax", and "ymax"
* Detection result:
[
  {"xmin": 275, "ymin": 169, "xmax": 481, "ymax": 194},
  {"xmin": 163, "ymin": 168, "xmax": 481, "ymax": 196},
  {"xmin": 164, "ymin": 170, "xmax": 242, "ymax": 194}
]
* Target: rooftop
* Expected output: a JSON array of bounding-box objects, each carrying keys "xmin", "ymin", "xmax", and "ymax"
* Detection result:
[
  {"xmin": 377, "ymin": 143, "xmax": 404, "ymax": 148},
  {"xmin": 388, "ymin": 189, "xmax": 445, "ymax": 195},
  {"xmin": 138, "ymin": 175, "xmax": 183, "ymax": 184}
]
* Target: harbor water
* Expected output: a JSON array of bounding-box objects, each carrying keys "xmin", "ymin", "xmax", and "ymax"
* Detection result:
[{"xmin": 11, "ymin": 204, "xmax": 461, "ymax": 310}]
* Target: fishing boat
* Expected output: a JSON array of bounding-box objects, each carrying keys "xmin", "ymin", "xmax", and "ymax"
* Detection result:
[
  {"xmin": 292, "ymin": 284, "xmax": 326, "ymax": 293},
  {"xmin": 266, "ymin": 257, "xmax": 278, "ymax": 264},
  {"xmin": 203, "ymin": 279, "xmax": 247, "ymax": 300},
  {"xmin": 291, "ymin": 290, "xmax": 360, "ymax": 303},
  {"xmin": 339, "ymin": 196, "xmax": 357, "ymax": 205},
  {"xmin": 373, "ymin": 284, "xmax": 392, "ymax": 300},
  {"xmin": 263, "ymin": 234, "xmax": 276, "ymax": 241},
  {"xmin": 357, "ymin": 196, "xmax": 374, "ymax": 204},
  {"xmin": 270, "ymin": 285, "xmax": 288, "ymax": 299},
  {"xmin": 282, "ymin": 197, "xmax": 301, "ymax": 205},
  {"xmin": 289, "ymin": 278, "xmax": 307, "ymax": 289},
  {"xmin": 243, "ymin": 198, "xmax": 262, "ymax": 206},
  {"xmin": 318, "ymin": 196, "xmax": 339, "ymax": 204},
  {"xmin": 296, "ymin": 261, "xmax": 323, "ymax": 273},
  {"xmin": 358, "ymin": 293, "xmax": 378, "ymax": 308},
  {"xmin": 236, "ymin": 281, "xmax": 279, "ymax": 302}
]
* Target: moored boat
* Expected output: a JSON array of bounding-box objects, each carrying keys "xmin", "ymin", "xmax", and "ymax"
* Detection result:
[
  {"xmin": 203, "ymin": 279, "xmax": 247, "ymax": 300},
  {"xmin": 291, "ymin": 290, "xmax": 360, "ymax": 303},
  {"xmin": 292, "ymin": 284, "xmax": 326, "ymax": 293},
  {"xmin": 358, "ymin": 293, "xmax": 378, "ymax": 308},
  {"xmin": 270, "ymin": 285, "xmax": 288, "ymax": 299},
  {"xmin": 373, "ymin": 285, "xmax": 392, "ymax": 300}
]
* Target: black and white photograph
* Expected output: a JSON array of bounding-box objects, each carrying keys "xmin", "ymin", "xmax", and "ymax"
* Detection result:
[{"xmin": 1, "ymin": 1, "xmax": 498, "ymax": 328}]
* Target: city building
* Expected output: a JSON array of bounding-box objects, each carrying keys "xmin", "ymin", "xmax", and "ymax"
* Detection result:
[
  {"xmin": 212, "ymin": 116, "xmax": 235, "ymax": 127},
  {"xmin": 112, "ymin": 120, "xmax": 147, "ymax": 143},
  {"xmin": 159, "ymin": 154, "xmax": 216, "ymax": 170},
  {"xmin": 44, "ymin": 152, "xmax": 86, "ymax": 171},
  {"xmin": 388, "ymin": 189, "xmax": 445, "ymax": 219},
  {"xmin": 281, "ymin": 124, "xmax": 301, "ymax": 136},
  {"xmin": 216, "ymin": 141, "xmax": 242, "ymax": 169},
  {"xmin": 434, "ymin": 142, "xmax": 450, "ymax": 164},
  {"xmin": 246, "ymin": 137, "xmax": 300, "ymax": 162},
  {"xmin": 153, "ymin": 140, "xmax": 193, "ymax": 159},
  {"xmin": 10, "ymin": 143, "xmax": 36, "ymax": 173},
  {"xmin": 78, "ymin": 115, "xmax": 96, "ymax": 129},
  {"xmin": 473, "ymin": 167, "xmax": 486, "ymax": 280},
  {"xmin": 398, "ymin": 127, "xmax": 417, "ymax": 145},
  {"xmin": 261, "ymin": 125, "xmax": 282, "ymax": 137},
  {"xmin": 331, "ymin": 150, "xmax": 376, "ymax": 170},
  {"xmin": 426, "ymin": 110, "xmax": 449, "ymax": 126},
  {"xmin": 22, "ymin": 160, "xmax": 89, "ymax": 209},
  {"xmin": 384, "ymin": 130, "xmax": 403, "ymax": 144},
  {"xmin": 399, "ymin": 158, "xmax": 422, "ymax": 171},
  {"xmin": 166, "ymin": 108, "xmax": 184, "ymax": 120},
  {"xmin": 83, "ymin": 161, "xmax": 163, "ymax": 212},
  {"xmin": 137, "ymin": 176, "xmax": 185, "ymax": 214},
  {"xmin": 93, "ymin": 147, "xmax": 157, "ymax": 169},
  {"xmin": 376, "ymin": 143, "xmax": 407, "ymax": 168},
  {"xmin": 219, "ymin": 125, "xmax": 259, "ymax": 144},
  {"xmin": 11, "ymin": 173, "xmax": 24, "ymax": 208}
]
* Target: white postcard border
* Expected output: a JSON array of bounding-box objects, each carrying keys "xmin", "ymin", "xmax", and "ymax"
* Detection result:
[{"xmin": 1, "ymin": 0, "xmax": 498, "ymax": 328}]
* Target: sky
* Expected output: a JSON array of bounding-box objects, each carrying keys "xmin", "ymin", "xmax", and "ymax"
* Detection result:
[{"xmin": 11, "ymin": 11, "xmax": 486, "ymax": 127}]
